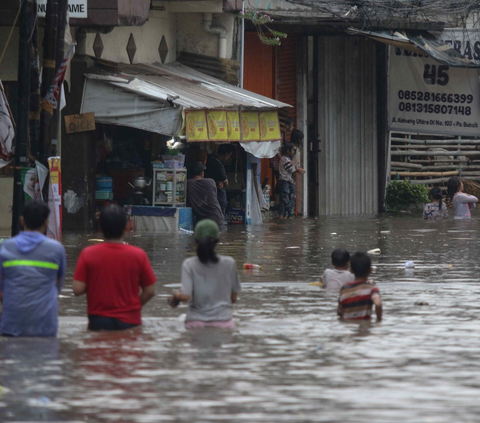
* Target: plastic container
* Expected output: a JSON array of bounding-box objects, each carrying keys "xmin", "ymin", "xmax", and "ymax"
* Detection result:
[
  {"xmin": 95, "ymin": 191, "xmax": 114, "ymax": 201},
  {"xmin": 96, "ymin": 177, "xmax": 113, "ymax": 192},
  {"xmin": 162, "ymin": 154, "xmax": 185, "ymax": 169},
  {"xmin": 244, "ymin": 263, "xmax": 262, "ymax": 270},
  {"xmin": 162, "ymin": 154, "xmax": 185, "ymax": 162}
]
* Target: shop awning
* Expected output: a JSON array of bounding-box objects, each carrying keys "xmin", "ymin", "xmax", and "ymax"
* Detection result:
[
  {"xmin": 346, "ymin": 28, "xmax": 480, "ymax": 68},
  {"xmin": 81, "ymin": 58, "xmax": 291, "ymax": 138}
]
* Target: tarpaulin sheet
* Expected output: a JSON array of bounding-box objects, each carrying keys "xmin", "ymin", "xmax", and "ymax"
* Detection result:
[
  {"xmin": 240, "ymin": 141, "xmax": 281, "ymax": 159},
  {"xmin": 346, "ymin": 28, "xmax": 480, "ymax": 68},
  {"xmin": 81, "ymin": 78, "xmax": 183, "ymax": 136}
]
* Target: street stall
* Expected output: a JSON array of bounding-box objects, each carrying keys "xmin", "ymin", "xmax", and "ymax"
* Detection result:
[{"xmin": 81, "ymin": 59, "xmax": 290, "ymax": 231}]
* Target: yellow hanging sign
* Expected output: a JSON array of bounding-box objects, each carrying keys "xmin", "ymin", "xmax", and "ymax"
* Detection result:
[
  {"xmin": 241, "ymin": 111, "xmax": 260, "ymax": 142},
  {"xmin": 206, "ymin": 111, "xmax": 229, "ymax": 141},
  {"xmin": 259, "ymin": 111, "xmax": 281, "ymax": 141},
  {"xmin": 185, "ymin": 110, "xmax": 208, "ymax": 142},
  {"xmin": 226, "ymin": 111, "xmax": 241, "ymax": 141}
]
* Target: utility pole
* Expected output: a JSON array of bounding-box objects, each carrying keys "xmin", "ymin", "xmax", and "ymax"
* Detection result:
[
  {"xmin": 39, "ymin": 0, "xmax": 58, "ymax": 170},
  {"xmin": 52, "ymin": 0, "xmax": 68, "ymax": 157},
  {"xmin": 29, "ymin": 1, "xmax": 40, "ymax": 160},
  {"xmin": 12, "ymin": 0, "xmax": 34, "ymax": 236}
]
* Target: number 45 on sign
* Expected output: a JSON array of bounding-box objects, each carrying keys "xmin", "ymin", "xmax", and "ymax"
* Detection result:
[{"xmin": 423, "ymin": 64, "xmax": 449, "ymax": 86}]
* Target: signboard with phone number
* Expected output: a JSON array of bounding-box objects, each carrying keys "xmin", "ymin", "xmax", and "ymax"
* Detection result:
[{"xmin": 388, "ymin": 43, "xmax": 480, "ymax": 136}]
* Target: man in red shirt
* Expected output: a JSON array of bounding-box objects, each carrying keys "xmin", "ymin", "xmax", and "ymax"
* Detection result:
[{"xmin": 73, "ymin": 205, "xmax": 156, "ymax": 330}]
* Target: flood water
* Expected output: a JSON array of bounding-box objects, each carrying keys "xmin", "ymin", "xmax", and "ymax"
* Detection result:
[{"xmin": 2, "ymin": 213, "xmax": 480, "ymax": 422}]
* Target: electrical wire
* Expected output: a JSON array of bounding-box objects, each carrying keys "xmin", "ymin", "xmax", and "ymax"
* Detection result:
[{"xmin": 282, "ymin": 0, "xmax": 480, "ymax": 29}]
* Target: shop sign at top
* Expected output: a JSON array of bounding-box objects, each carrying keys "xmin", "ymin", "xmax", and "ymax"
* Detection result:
[
  {"xmin": 38, "ymin": 0, "xmax": 88, "ymax": 19},
  {"xmin": 388, "ymin": 29, "xmax": 480, "ymax": 137}
]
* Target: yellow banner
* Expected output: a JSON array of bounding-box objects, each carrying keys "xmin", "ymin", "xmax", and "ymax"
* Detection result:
[
  {"xmin": 227, "ymin": 111, "xmax": 241, "ymax": 141},
  {"xmin": 207, "ymin": 111, "xmax": 229, "ymax": 141},
  {"xmin": 184, "ymin": 110, "xmax": 280, "ymax": 142},
  {"xmin": 259, "ymin": 111, "xmax": 281, "ymax": 141},
  {"xmin": 241, "ymin": 111, "xmax": 260, "ymax": 142},
  {"xmin": 186, "ymin": 110, "xmax": 208, "ymax": 142}
]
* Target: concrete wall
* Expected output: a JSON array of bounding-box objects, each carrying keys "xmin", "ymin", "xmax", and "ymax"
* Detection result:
[
  {"xmin": 0, "ymin": 29, "xmax": 17, "ymax": 232},
  {"xmin": 0, "ymin": 177, "xmax": 13, "ymax": 233},
  {"xmin": 1, "ymin": 7, "xmax": 238, "ymax": 80},
  {"xmin": 84, "ymin": 9, "xmax": 177, "ymax": 64},
  {"xmin": 0, "ymin": 28, "xmax": 19, "ymax": 81},
  {"xmin": 176, "ymin": 13, "xmax": 237, "ymax": 60}
]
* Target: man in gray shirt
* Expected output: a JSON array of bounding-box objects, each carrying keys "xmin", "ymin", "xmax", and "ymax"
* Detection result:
[{"xmin": 187, "ymin": 163, "xmax": 227, "ymax": 227}]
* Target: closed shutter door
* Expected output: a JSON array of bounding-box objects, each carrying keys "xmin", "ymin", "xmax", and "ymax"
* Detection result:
[
  {"xmin": 278, "ymin": 34, "xmax": 297, "ymax": 134},
  {"xmin": 317, "ymin": 36, "xmax": 378, "ymax": 215}
]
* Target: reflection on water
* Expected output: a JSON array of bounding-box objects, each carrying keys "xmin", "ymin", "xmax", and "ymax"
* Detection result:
[{"xmin": 2, "ymin": 214, "xmax": 480, "ymax": 422}]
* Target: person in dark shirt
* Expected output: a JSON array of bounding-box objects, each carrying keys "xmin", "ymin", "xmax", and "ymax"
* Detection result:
[
  {"xmin": 186, "ymin": 148, "xmax": 207, "ymax": 179},
  {"xmin": 204, "ymin": 144, "xmax": 235, "ymax": 215},
  {"xmin": 187, "ymin": 163, "xmax": 227, "ymax": 228}
]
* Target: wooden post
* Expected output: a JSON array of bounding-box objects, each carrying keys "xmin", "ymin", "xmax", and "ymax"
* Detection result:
[{"xmin": 12, "ymin": 0, "xmax": 34, "ymax": 236}]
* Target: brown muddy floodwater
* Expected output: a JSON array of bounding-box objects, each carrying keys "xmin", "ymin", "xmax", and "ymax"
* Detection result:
[{"xmin": 2, "ymin": 213, "xmax": 480, "ymax": 422}]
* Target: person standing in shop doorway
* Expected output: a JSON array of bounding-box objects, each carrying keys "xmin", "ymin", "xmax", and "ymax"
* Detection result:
[
  {"xmin": 187, "ymin": 163, "xmax": 227, "ymax": 228},
  {"xmin": 270, "ymin": 117, "xmax": 294, "ymax": 209},
  {"xmin": 205, "ymin": 144, "xmax": 235, "ymax": 215}
]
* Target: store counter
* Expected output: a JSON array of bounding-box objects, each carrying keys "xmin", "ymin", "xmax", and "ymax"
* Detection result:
[{"xmin": 124, "ymin": 205, "xmax": 193, "ymax": 233}]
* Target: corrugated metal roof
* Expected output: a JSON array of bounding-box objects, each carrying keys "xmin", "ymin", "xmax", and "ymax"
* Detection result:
[{"xmin": 85, "ymin": 58, "xmax": 291, "ymax": 111}]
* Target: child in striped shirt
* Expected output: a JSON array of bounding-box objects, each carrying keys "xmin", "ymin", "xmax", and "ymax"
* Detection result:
[
  {"xmin": 278, "ymin": 143, "xmax": 305, "ymax": 219},
  {"xmin": 337, "ymin": 252, "xmax": 382, "ymax": 321}
]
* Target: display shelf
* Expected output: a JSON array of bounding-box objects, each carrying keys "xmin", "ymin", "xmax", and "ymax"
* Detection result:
[{"xmin": 152, "ymin": 168, "xmax": 187, "ymax": 207}]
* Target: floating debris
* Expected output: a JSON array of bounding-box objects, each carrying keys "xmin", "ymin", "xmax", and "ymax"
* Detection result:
[{"xmin": 244, "ymin": 263, "xmax": 262, "ymax": 270}]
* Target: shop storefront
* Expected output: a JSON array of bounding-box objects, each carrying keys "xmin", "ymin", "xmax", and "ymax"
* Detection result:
[{"xmin": 80, "ymin": 59, "xmax": 290, "ymax": 230}]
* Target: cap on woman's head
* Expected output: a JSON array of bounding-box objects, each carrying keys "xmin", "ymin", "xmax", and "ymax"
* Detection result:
[{"xmin": 194, "ymin": 219, "xmax": 219, "ymax": 241}]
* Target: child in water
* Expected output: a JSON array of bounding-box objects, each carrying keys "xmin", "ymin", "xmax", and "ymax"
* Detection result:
[
  {"xmin": 278, "ymin": 142, "xmax": 306, "ymax": 219},
  {"xmin": 423, "ymin": 187, "xmax": 448, "ymax": 220},
  {"xmin": 447, "ymin": 176, "xmax": 478, "ymax": 219},
  {"xmin": 337, "ymin": 252, "xmax": 382, "ymax": 321},
  {"xmin": 322, "ymin": 248, "xmax": 355, "ymax": 289}
]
